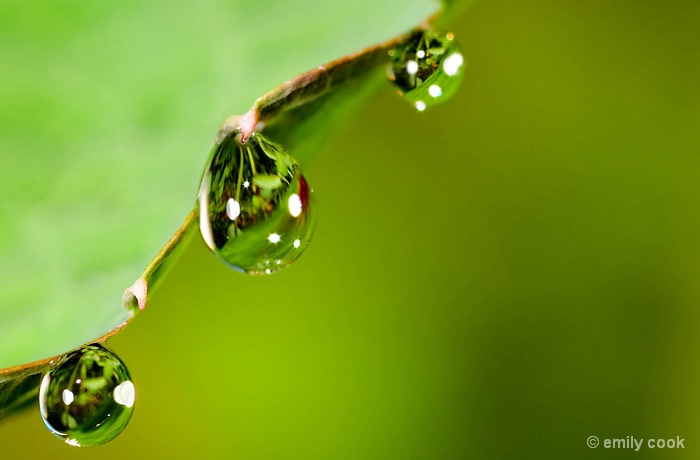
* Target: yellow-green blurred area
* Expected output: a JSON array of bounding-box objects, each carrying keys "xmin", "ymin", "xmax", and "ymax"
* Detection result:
[{"xmin": 2, "ymin": 0, "xmax": 700, "ymax": 458}]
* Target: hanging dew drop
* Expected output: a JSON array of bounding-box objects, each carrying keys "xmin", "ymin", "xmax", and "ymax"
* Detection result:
[
  {"xmin": 38, "ymin": 344, "xmax": 135, "ymax": 447},
  {"xmin": 197, "ymin": 130, "xmax": 316, "ymax": 274},
  {"xmin": 387, "ymin": 28, "xmax": 465, "ymax": 110}
]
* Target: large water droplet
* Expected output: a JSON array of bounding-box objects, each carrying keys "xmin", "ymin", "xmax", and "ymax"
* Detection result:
[
  {"xmin": 387, "ymin": 29, "xmax": 465, "ymax": 110},
  {"xmin": 39, "ymin": 344, "xmax": 135, "ymax": 447},
  {"xmin": 197, "ymin": 130, "xmax": 315, "ymax": 274}
]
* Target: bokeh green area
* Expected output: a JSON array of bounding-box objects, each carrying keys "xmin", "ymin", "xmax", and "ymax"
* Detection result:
[{"xmin": 2, "ymin": 0, "xmax": 700, "ymax": 458}]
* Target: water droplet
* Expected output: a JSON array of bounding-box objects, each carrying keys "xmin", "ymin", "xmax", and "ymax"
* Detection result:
[
  {"xmin": 197, "ymin": 130, "xmax": 316, "ymax": 274},
  {"xmin": 39, "ymin": 344, "xmax": 135, "ymax": 447},
  {"xmin": 387, "ymin": 28, "xmax": 465, "ymax": 110}
]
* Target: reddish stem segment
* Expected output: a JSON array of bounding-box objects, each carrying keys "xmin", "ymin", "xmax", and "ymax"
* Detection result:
[{"xmin": 238, "ymin": 20, "xmax": 435, "ymax": 142}]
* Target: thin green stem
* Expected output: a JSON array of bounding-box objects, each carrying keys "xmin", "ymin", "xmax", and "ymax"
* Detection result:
[
  {"xmin": 237, "ymin": 16, "xmax": 438, "ymax": 142},
  {"xmin": 122, "ymin": 211, "xmax": 198, "ymax": 312}
]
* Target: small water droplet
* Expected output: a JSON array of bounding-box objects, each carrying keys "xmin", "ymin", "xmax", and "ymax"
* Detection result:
[
  {"xmin": 197, "ymin": 130, "xmax": 316, "ymax": 274},
  {"xmin": 39, "ymin": 344, "xmax": 135, "ymax": 447},
  {"xmin": 387, "ymin": 28, "xmax": 465, "ymax": 110}
]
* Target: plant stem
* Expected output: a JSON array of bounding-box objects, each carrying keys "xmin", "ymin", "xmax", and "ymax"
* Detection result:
[
  {"xmin": 232, "ymin": 17, "xmax": 437, "ymax": 142},
  {"xmin": 122, "ymin": 211, "xmax": 198, "ymax": 312}
]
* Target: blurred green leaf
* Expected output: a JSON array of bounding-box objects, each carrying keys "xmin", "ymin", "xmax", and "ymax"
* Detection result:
[
  {"xmin": 0, "ymin": 0, "xmax": 438, "ymax": 371},
  {"xmin": 1, "ymin": 0, "xmax": 699, "ymax": 458}
]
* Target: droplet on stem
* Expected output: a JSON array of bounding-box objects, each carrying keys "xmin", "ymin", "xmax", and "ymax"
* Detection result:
[
  {"xmin": 39, "ymin": 344, "xmax": 135, "ymax": 447},
  {"xmin": 387, "ymin": 28, "xmax": 465, "ymax": 110},
  {"xmin": 197, "ymin": 130, "xmax": 316, "ymax": 274}
]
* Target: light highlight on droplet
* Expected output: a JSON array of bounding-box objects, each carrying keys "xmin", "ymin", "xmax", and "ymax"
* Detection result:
[
  {"xmin": 415, "ymin": 101, "xmax": 427, "ymax": 111},
  {"xmin": 113, "ymin": 381, "xmax": 135, "ymax": 408},
  {"xmin": 268, "ymin": 233, "xmax": 281, "ymax": 244},
  {"xmin": 61, "ymin": 389, "xmax": 74, "ymax": 406},
  {"xmin": 428, "ymin": 85, "xmax": 442, "ymax": 97},
  {"xmin": 443, "ymin": 52, "xmax": 464, "ymax": 77},
  {"xmin": 288, "ymin": 193, "xmax": 302, "ymax": 217},
  {"xmin": 226, "ymin": 198, "xmax": 241, "ymax": 220},
  {"xmin": 293, "ymin": 239, "xmax": 301, "ymax": 248},
  {"xmin": 406, "ymin": 60, "xmax": 419, "ymax": 75}
]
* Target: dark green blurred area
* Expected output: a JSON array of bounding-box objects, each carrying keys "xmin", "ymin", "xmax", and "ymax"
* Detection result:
[{"xmin": 2, "ymin": 0, "xmax": 699, "ymax": 458}]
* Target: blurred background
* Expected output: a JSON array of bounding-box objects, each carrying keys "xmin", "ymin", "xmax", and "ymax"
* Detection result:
[{"xmin": 1, "ymin": 0, "xmax": 699, "ymax": 458}]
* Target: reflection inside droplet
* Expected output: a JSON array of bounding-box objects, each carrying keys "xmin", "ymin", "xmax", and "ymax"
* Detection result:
[
  {"xmin": 39, "ymin": 344, "xmax": 135, "ymax": 447},
  {"xmin": 197, "ymin": 131, "xmax": 316, "ymax": 274}
]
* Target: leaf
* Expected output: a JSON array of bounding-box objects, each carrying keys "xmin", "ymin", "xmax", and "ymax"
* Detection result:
[
  {"xmin": 252, "ymin": 174, "xmax": 283, "ymax": 190},
  {"xmin": 0, "ymin": 0, "xmax": 449, "ymax": 401}
]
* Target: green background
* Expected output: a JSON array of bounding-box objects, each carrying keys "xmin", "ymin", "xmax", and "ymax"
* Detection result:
[{"xmin": 2, "ymin": 0, "xmax": 699, "ymax": 459}]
